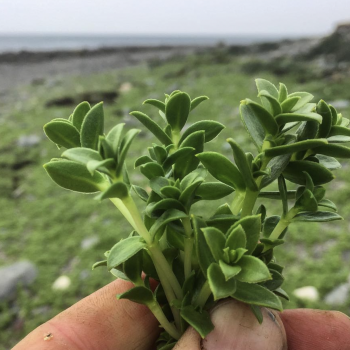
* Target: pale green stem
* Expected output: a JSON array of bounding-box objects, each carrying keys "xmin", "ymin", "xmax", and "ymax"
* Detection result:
[
  {"xmin": 182, "ymin": 217, "xmax": 193, "ymax": 280},
  {"xmin": 109, "ymin": 198, "xmax": 138, "ymax": 231},
  {"xmin": 194, "ymin": 281, "xmax": 212, "ymax": 308},
  {"xmin": 150, "ymin": 301, "xmax": 181, "ymax": 340},
  {"xmin": 149, "ymin": 245, "xmax": 182, "ymax": 330},
  {"xmin": 184, "ymin": 238, "xmax": 194, "ymax": 280},
  {"xmin": 240, "ymin": 189, "xmax": 259, "ymax": 218},
  {"xmin": 269, "ymin": 207, "xmax": 299, "ymax": 241}
]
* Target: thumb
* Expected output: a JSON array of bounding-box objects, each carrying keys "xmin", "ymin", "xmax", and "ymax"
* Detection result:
[{"xmin": 174, "ymin": 299, "xmax": 287, "ymax": 350}]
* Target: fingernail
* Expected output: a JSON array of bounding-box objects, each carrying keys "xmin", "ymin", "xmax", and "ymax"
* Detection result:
[{"xmin": 202, "ymin": 300, "xmax": 287, "ymax": 350}]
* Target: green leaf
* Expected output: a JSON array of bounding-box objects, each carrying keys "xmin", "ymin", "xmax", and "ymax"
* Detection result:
[
  {"xmin": 196, "ymin": 182, "xmax": 234, "ymax": 200},
  {"xmin": 72, "ymin": 101, "xmax": 91, "ymax": 131},
  {"xmin": 197, "ymin": 152, "xmax": 245, "ymax": 192},
  {"xmin": 235, "ymin": 256, "xmax": 271, "ymax": 283},
  {"xmin": 278, "ymin": 175, "xmax": 288, "ymax": 215},
  {"xmin": 327, "ymin": 135, "xmax": 350, "ymax": 143},
  {"xmin": 135, "ymin": 155, "xmax": 154, "ymax": 168},
  {"xmin": 259, "ymin": 191, "xmax": 296, "ymax": 200},
  {"xmin": 250, "ymin": 305, "xmax": 263, "ymax": 324},
  {"xmin": 227, "ymin": 139, "xmax": 258, "ymax": 191},
  {"xmin": 240, "ymin": 102, "xmax": 265, "ymax": 150},
  {"xmin": 256, "ymin": 79, "xmax": 279, "ymax": 99},
  {"xmin": 180, "ymin": 306, "xmax": 214, "ymax": 338},
  {"xmin": 179, "ymin": 120, "xmax": 225, "ymax": 144},
  {"xmin": 123, "ymin": 250, "xmax": 143, "ymax": 284},
  {"xmin": 44, "ymin": 120, "xmax": 81, "ymax": 149},
  {"xmin": 162, "ymin": 147, "xmax": 195, "ymax": 171},
  {"xmin": 106, "ymin": 123, "xmax": 125, "ymax": 155},
  {"xmin": 143, "ymin": 99, "xmax": 166, "ymax": 112},
  {"xmin": 92, "ymin": 260, "xmax": 107, "ymax": 270},
  {"xmin": 153, "ymin": 145, "xmax": 167, "ymax": 164},
  {"xmin": 193, "ymin": 216, "xmax": 215, "ymax": 275},
  {"xmin": 132, "ymin": 185, "xmax": 149, "ymax": 202},
  {"xmin": 329, "ymin": 125, "xmax": 350, "ymax": 137},
  {"xmin": 130, "ymin": 111, "xmax": 172, "ymax": 146},
  {"xmin": 281, "ymin": 96, "xmax": 301, "ymax": 113},
  {"xmin": 219, "ymin": 260, "xmax": 241, "ymax": 280},
  {"xmin": 242, "ymin": 99, "xmax": 279, "ymax": 136},
  {"xmin": 313, "ymin": 144, "xmax": 350, "ymax": 158},
  {"xmin": 96, "ymin": 181, "xmax": 129, "ymax": 200},
  {"xmin": 261, "ymin": 269, "xmax": 284, "ymax": 291},
  {"xmin": 318, "ymin": 199, "xmax": 337, "ymax": 211},
  {"xmin": 117, "ymin": 286, "xmax": 154, "ymax": 305},
  {"xmin": 150, "ymin": 176, "xmax": 169, "ymax": 196},
  {"xmin": 80, "ymin": 102, "xmax": 104, "ymax": 150},
  {"xmin": 265, "ymin": 139, "xmax": 328, "ymax": 157},
  {"xmin": 149, "ymin": 209, "xmax": 187, "ymax": 238},
  {"xmin": 292, "ymin": 211, "xmax": 343, "ymax": 222},
  {"xmin": 160, "ymin": 186, "xmax": 181, "ymax": 199},
  {"xmin": 294, "ymin": 189, "xmax": 318, "ymax": 212},
  {"xmin": 278, "ymin": 83, "xmax": 288, "ymax": 102},
  {"xmin": 165, "ymin": 92, "xmax": 191, "ymax": 131},
  {"xmin": 116, "ymin": 129, "xmax": 140, "ymax": 177},
  {"xmin": 258, "ymin": 90, "xmax": 282, "ymax": 116},
  {"xmin": 202, "ymin": 227, "xmax": 226, "ymax": 262},
  {"xmin": 232, "ymin": 281, "xmax": 283, "ymax": 311},
  {"xmin": 208, "ymin": 263, "xmax": 237, "ymax": 300},
  {"xmin": 179, "ymin": 179, "xmax": 203, "ymax": 207},
  {"xmin": 190, "ymin": 96, "xmax": 209, "ymax": 111},
  {"xmin": 275, "ymin": 112, "xmax": 322, "ymax": 126},
  {"xmin": 229, "ymin": 215, "xmax": 261, "ymax": 255},
  {"xmin": 146, "ymin": 198, "xmax": 185, "ymax": 218},
  {"xmin": 226, "ymin": 224, "xmax": 247, "ymax": 250},
  {"xmin": 61, "ymin": 147, "xmax": 102, "ymax": 164},
  {"xmin": 317, "ymin": 100, "xmax": 333, "ymax": 138},
  {"xmin": 87, "ymin": 158, "xmax": 114, "ymax": 175},
  {"xmin": 263, "ymin": 216, "xmax": 282, "ymax": 238},
  {"xmin": 316, "ymin": 154, "xmax": 341, "ymax": 170},
  {"xmin": 107, "ymin": 236, "xmax": 146, "ymax": 270},
  {"xmin": 288, "ymin": 92, "xmax": 314, "ymax": 112},
  {"xmin": 44, "ymin": 160, "xmax": 106, "ymax": 193},
  {"xmin": 141, "ymin": 162, "xmax": 165, "ymax": 180},
  {"xmin": 283, "ymin": 160, "xmax": 334, "ymax": 185}
]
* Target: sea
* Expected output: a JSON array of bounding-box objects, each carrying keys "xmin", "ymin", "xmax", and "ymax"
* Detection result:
[{"xmin": 0, "ymin": 34, "xmax": 297, "ymax": 54}]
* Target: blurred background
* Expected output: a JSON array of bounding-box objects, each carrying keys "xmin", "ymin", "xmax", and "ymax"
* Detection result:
[{"xmin": 1, "ymin": 0, "xmax": 350, "ymax": 348}]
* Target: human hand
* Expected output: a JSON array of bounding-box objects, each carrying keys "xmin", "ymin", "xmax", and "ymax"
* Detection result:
[{"xmin": 13, "ymin": 279, "xmax": 350, "ymax": 350}]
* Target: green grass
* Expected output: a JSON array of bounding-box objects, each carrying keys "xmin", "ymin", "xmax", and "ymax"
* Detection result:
[{"xmin": 1, "ymin": 53, "xmax": 350, "ymax": 348}]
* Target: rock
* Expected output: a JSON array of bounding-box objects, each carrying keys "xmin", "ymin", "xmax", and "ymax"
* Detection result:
[
  {"xmin": 324, "ymin": 283, "xmax": 350, "ymax": 306},
  {"xmin": 119, "ymin": 82, "xmax": 133, "ymax": 93},
  {"xmin": 293, "ymin": 286, "xmax": 319, "ymax": 301},
  {"xmin": 329, "ymin": 100, "xmax": 350, "ymax": 109},
  {"xmin": 81, "ymin": 236, "xmax": 99, "ymax": 250},
  {"xmin": 17, "ymin": 134, "xmax": 41, "ymax": 148},
  {"xmin": 0, "ymin": 261, "xmax": 38, "ymax": 301},
  {"xmin": 52, "ymin": 275, "xmax": 71, "ymax": 291}
]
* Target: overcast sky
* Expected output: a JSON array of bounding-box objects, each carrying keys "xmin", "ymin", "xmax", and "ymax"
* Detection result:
[{"xmin": 1, "ymin": 0, "xmax": 350, "ymax": 36}]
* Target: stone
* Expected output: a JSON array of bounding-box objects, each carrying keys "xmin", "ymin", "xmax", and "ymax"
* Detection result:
[
  {"xmin": 329, "ymin": 100, "xmax": 350, "ymax": 109},
  {"xmin": 0, "ymin": 261, "xmax": 38, "ymax": 301},
  {"xmin": 17, "ymin": 134, "xmax": 41, "ymax": 148},
  {"xmin": 52, "ymin": 275, "xmax": 71, "ymax": 291},
  {"xmin": 80, "ymin": 236, "xmax": 99, "ymax": 250},
  {"xmin": 293, "ymin": 286, "xmax": 319, "ymax": 301},
  {"xmin": 324, "ymin": 283, "xmax": 350, "ymax": 306},
  {"xmin": 119, "ymin": 82, "xmax": 133, "ymax": 93}
]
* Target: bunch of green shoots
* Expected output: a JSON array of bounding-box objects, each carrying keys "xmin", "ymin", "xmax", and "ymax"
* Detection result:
[{"xmin": 43, "ymin": 79, "xmax": 350, "ymax": 349}]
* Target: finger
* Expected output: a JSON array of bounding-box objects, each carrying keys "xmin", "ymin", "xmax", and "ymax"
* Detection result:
[
  {"xmin": 174, "ymin": 299, "xmax": 287, "ymax": 350},
  {"xmin": 280, "ymin": 309, "xmax": 350, "ymax": 350},
  {"xmin": 13, "ymin": 279, "xmax": 159, "ymax": 350}
]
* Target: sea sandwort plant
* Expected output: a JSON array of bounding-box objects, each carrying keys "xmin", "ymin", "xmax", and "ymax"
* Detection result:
[{"xmin": 43, "ymin": 79, "xmax": 350, "ymax": 349}]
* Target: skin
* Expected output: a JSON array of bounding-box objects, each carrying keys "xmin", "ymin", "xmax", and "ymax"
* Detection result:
[{"xmin": 13, "ymin": 279, "xmax": 350, "ymax": 350}]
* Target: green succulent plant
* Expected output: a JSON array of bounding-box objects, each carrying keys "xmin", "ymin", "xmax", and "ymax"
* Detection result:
[{"xmin": 42, "ymin": 79, "xmax": 350, "ymax": 349}]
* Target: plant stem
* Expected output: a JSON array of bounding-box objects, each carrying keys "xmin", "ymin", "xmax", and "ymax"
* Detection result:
[
  {"xmin": 109, "ymin": 198, "xmax": 138, "ymax": 231},
  {"xmin": 148, "ymin": 245, "xmax": 182, "ymax": 330},
  {"xmin": 240, "ymin": 189, "xmax": 259, "ymax": 218},
  {"xmin": 150, "ymin": 301, "xmax": 181, "ymax": 340},
  {"xmin": 182, "ymin": 217, "xmax": 193, "ymax": 280},
  {"xmin": 194, "ymin": 281, "xmax": 212, "ymax": 308},
  {"xmin": 269, "ymin": 208, "xmax": 299, "ymax": 241},
  {"xmin": 184, "ymin": 238, "xmax": 193, "ymax": 280}
]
